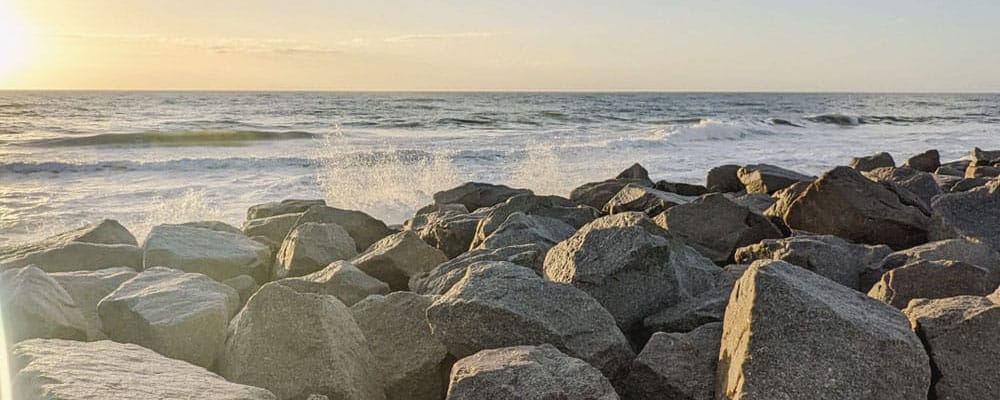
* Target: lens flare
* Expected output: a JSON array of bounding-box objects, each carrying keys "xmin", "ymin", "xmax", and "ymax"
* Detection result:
[
  {"xmin": 1, "ymin": 307, "xmax": 12, "ymax": 400},
  {"xmin": 0, "ymin": 3, "xmax": 32, "ymax": 80}
]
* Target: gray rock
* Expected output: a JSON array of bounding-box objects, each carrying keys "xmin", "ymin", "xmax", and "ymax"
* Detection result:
[
  {"xmin": 726, "ymin": 192, "xmax": 776, "ymax": 215},
  {"xmin": 0, "ymin": 220, "xmax": 136, "ymax": 259},
  {"xmin": 274, "ymin": 222, "xmax": 357, "ymax": 279},
  {"xmin": 241, "ymin": 212, "xmax": 302, "ymax": 246},
  {"xmin": 351, "ymin": 230, "xmax": 447, "ymax": 290},
  {"xmin": 294, "ymin": 205, "xmax": 394, "ymax": 252},
  {"xmin": 0, "ymin": 266, "xmax": 88, "ymax": 343},
  {"xmin": 868, "ymin": 260, "xmax": 1000, "ymax": 309},
  {"xmin": 544, "ymin": 212, "xmax": 720, "ymax": 330},
  {"xmin": 470, "ymin": 194, "xmax": 598, "ymax": 246},
  {"xmin": 616, "ymin": 163, "xmax": 651, "ymax": 181},
  {"xmin": 50, "ymin": 267, "xmax": 137, "ymax": 340},
  {"xmin": 784, "ymin": 166, "xmax": 930, "ymax": 250},
  {"xmin": 415, "ymin": 202, "xmax": 470, "ymax": 217},
  {"xmin": 641, "ymin": 265, "xmax": 746, "ymax": 334},
  {"xmin": 277, "ymin": 260, "xmax": 389, "ymax": 306},
  {"xmin": 850, "ymin": 151, "xmax": 895, "ymax": 172},
  {"xmin": 965, "ymin": 164, "xmax": 1000, "ymax": 178},
  {"xmin": 426, "ymin": 262, "xmax": 635, "ymax": 384},
  {"xmin": 864, "ymin": 166, "xmax": 942, "ymax": 208},
  {"xmin": 176, "ymin": 220, "xmax": 244, "ymax": 235},
  {"xmin": 474, "ymin": 212, "xmax": 576, "ymax": 251},
  {"xmin": 446, "ymin": 344, "xmax": 619, "ymax": 400},
  {"xmin": 143, "ymin": 224, "xmax": 272, "ymax": 282},
  {"xmin": 570, "ymin": 178, "xmax": 654, "ymax": 210},
  {"xmin": 734, "ymin": 234, "xmax": 892, "ymax": 290},
  {"xmin": 417, "ymin": 208, "xmax": 490, "ymax": 259},
  {"xmin": 98, "ymin": 267, "xmax": 240, "ymax": 368},
  {"xmin": 247, "ymin": 198, "xmax": 326, "ymax": 220},
  {"xmin": 654, "ymin": 180, "xmax": 708, "ymax": 196},
  {"xmin": 737, "ymin": 164, "xmax": 814, "ymax": 194},
  {"xmin": 223, "ymin": 274, "xmax": 260, "ymax": 306},
  {"xmin": 905, "ymin": 149, "xmax": 940, "ymax": 173},
  {"xmin": 879, "ymin": 238, "xmax": 1000, "ymax": 274},
  {"xmin": 705, "ymin": 164, "xmax": 743, "ymax": 193},
  {"xmin": 433, "ymin": 182, "xmax": 533, "ymax": 212},
  {"xmin": 404, "ymin": 204, "xmax": 467, "ymax": 232},
  {"xmin": 351, "ymin": 292, "xmax": 449, "ymax": 400},
  {"xmin": 949, "ymin": 177, "xmax": 990, "ymax": 192},
  {"xmin": 904, "ymin": 295, "xmax": 1000, "ymax": 400},
  {"xmin": 625, "ymin": 322, "xmax": 721, "ymax": 400},
  {"xmin": 0, "ymin": 241, "xmax": 142, "ymax": 273},
  {"xmin": 10, "ymin": 339, "xmax": 276, "ymax": 400},
  {"xmin": 220, "ymin": 282, "xmax": 385, "ymax": 400},
  {"xmin": 654, "ymin": 193, "xmax": 782, "ymax": 264},
  {"xmin": 935, "ymin": 160, "xmax": 970, "ymax": 177},
  {"xmin": 602, "ymin": 184, "xmax": 694, "ymax": 216},
  {"xmin": 409, "ymin": 243, "xmax": 547, "ymax": 295},
  {"xmin": 717, "ymin": 260, "xmax": 930, "ymax": 400},
  {"xmin": 930, "ymin": 182, "xmax": 1000, "ymax": 252}
]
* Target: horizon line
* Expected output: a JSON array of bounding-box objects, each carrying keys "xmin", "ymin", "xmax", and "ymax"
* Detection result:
[{"xmin": 2, "ymin": 88, "xmax": 999, "ymax": 95}]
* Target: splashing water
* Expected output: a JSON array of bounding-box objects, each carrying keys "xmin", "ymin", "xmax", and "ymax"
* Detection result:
[
  {"xmin": 506, "ymin": 145, "xmax": 575, "ymax": 196},
  {"xmin": 125, "ymin": 189, "xmax": 226, "ymax": 242}
]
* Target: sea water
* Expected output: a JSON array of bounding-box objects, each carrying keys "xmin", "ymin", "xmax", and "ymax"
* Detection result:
[{"xmin": 1, "ymin": 91, "xmax": 997, "ymax": 246}]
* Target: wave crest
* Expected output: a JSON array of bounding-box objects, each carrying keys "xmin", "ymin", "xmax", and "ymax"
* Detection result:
[{"xmin": 32, "ymin": 130, "xmax": 318, "ymax": 147}]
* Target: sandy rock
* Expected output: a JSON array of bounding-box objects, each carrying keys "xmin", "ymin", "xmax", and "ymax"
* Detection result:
[
  {"xmin": 294, "ymin": 205, "xmax": 394, "ymax": 252},
  {"xmin": 351, "ymin": 292, "xmax": 449, "ymax": 400},
  {"xmin": 717, "ymin": 260, "xmax": 929, "ymax": 400},
  {"xmin": 446, "ymin": 344, "xmax": 619, "ymax": 400},
  {"xmin": 219, "ymin": 282, "xmax": 385, "ymax": 400},
  {"xmin": 737, "ymin": 164, "xmax": 814, "ymax": 194},
  {"xmin": 277, "ymin": 260, "xmax": 389, "ymax": 306},
  {"xmin": 905, "ymin": 149, "xmax": 940, "ymax": 173},
  {"xmin": 654, "ymin": 193, "xmax": 782, "ymax": 264},
  {"xmin": 49, "ymin": 267, "xmax": 137, "ymax": 340},
  {"xmin": 409, "ymin": 243, "xmax": 547, "ymax": 295},
  {"xmin": 930, "ymin": 182, "xmax": 1000, "ymax": 252},
  {"xmin": 247, "ymin": 198, "xmax": 326, "ymax": 220},
  {"xmin": 223, "ymin": 274, "xmax": 260, "ymax": 306},
  {"xmin": 603, "ymin": 184, "xmax": 695, "ymax": 216},
  {"xmin": 10, "ymin": 339, "xmax": 276, "ymax": 400},
  {"xmin": 473, "ymin": 212, "xmax": 576, "ymax": 251},
  {"xmin": 143, "ymin": 224, "xmax": 271, "ymax": 282},
  {"xmin": 705, "ymin": 164, "xmax": 743, "ymax": 193},
  {"xmin": 625, "ymin": 322, "xmax": 721, "ymax": 400},
  {"xmin": 98, "ymin": 267, "xmax": 240, "ymax": 368},
  {"xmin": 470, "ymin": 194, "xmax": 598, "ymax": 247},
  {"xmin": 850, "ymin": 151, "xmax": 895, "ymax": 172},
  {"xmin": 868, "ymin": 260, "xmax": 1000, "ymax": 308},
  {"xmin": 0, "ymin": 266, "xmax": 88, "ymax": 343},
  {"xmin": 734, "ymin": 234, "xmax": 891, "ymax": 290},
  {"xmin": 427, "ymin": 262, "xmax": 635, "ymax": 384},
  {"xmin": 351, "ymin": 230, "xmax": 447, "ymax": 290},
  {"xmin": 274, "ymin": 222, "xmax": 357, "ymax": 279},
  {"xmin": 433, "ymin": 182, "xmax": 533, "ymax": 212}
]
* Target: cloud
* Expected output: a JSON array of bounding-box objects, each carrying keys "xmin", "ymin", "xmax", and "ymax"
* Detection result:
[
  {"xmin": 58, "ymin": 33, "xmax": 343, "ymax": 55},
  {"xmin": 383, "ymin": 31, "xmax": 497, "ymax": 43}
]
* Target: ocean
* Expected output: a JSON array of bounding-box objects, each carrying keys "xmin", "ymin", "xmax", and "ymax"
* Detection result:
[{"xmin": 1, "ymin": 91, "xmax": 997, "ymax": 246}]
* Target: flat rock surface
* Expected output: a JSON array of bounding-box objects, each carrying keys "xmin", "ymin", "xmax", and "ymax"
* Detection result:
[{"xmin": 143, "ymin": 224, "xmax": 271, "ymax": 282}]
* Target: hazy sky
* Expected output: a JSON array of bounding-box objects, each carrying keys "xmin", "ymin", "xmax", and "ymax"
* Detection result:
[{"xmin": 2, "ymin": 0, "xmax": 999, "ymax": 91}]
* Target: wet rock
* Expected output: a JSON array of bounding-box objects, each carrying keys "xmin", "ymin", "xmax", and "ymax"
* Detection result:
[
  {"xmin": 11, "ymin": 339, "xmax": 276, "ymax": 400},
  {"xmin": 625, "ymin": 322, "xmax": 721, "ymax": 400},
  {"xmin": 294, "ymin": 205, "xmax": 394, "ymax": 252},
  {"xmin": 737, "ymin": 164, "xmax": 814, "ymax": 194},
  {"xmin": 603, "ymin": 184, "xmax": 694, "ymax": 216},
  {"xmin": 868, "ymin": 260, "xmax": 1000, "ymax": 309},
  {"xmin": 0, "ymin": 266, "xmax": 88, "ymax": 343},
  {"xmin": 470, "ymin": 194, "xmax": 598, "ymax": 246},
  {"xmin": 654, "ymin": 193, "xmax": 782, "ymax": 264},
  {"xmin": 717, "ymin": 260, "xmax": 929, "ymax": 400},
  {"xmin": 433, "ymin": 182, "xmax": 533, "ymax": 212},
  {"xmin": 246, "ymin": 198, "xmax": 326, "ymax": 220},
  {"xmin": 274, "ymin": 222, "xmax": 357, "ymax": 279},
  {"xmin": 654, "ymin": 180, "xmax": 708, "ymax": 196},
  {"xmin": 850, "ymin": 151, "xmax": 895, "ymax": 172},
  {"xmin": 351, "ymin": 230, "xmax": 447, "ymax": 291},
  {"xmin": 446, "ymin": 344, "xmax": 619, "ymax": 400},
  {"xmin": 50, "ymin": 267, "xmax": 137, "ymax": 340},
  {"xmin": 473, "ymin": 212, "xmax": 576, "ymax": 251},
  {"xmin": 222, "ymin": 274, "xmax": 259, "ymax": 307},
  {"xmin": 930, "ymin": 182, "xmax": 1000, "ymax": 252},
  {"xmin": 905, "ymin": 149, "xmax": 940, "ymax": 173},
  {"xmin": 277, "ymin": 260, "xmax": 389, "ymax": 306},
  {"xmin": 734, "ymin": 234, "xmax": 891, "ymax": 290},
  {"xmin": 220, "ymin": 282, "xmax": 385, "ymax": 400},
  {"xmin": 409, "ymin": 243, "xmax": 547, "ymax": 295},
  {"xmin": 98, "ymin": 267, "xmax": 240, "ymax": 368},
  {"xmin": 143, "ymin": 224, "xmax": 271, "ymax": 282}
]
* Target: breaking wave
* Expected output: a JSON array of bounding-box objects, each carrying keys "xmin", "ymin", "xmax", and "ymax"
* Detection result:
[{"xmin": 31, "ymin": 130, "xmax": 318, "ymax": 147}]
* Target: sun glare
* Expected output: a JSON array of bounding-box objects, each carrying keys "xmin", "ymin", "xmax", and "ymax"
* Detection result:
[{"xmin": 0, "ymin": 4, "xmax": 31, "ymax": 79}]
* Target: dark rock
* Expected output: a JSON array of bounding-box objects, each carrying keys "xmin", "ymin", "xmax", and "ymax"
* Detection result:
[
  {"xmin": 351, "ymin": 230, "xmax": 447, "ymax": 291},
  {"xmin": 603, "ymin": 184, "xmax": 695, "ymax": 216},
  {"xmin": 0, "ymin": 266, "xmax": 88, "ymax": 344},
  {"xmin": 734, "ymin": 234, "xmax": 891, "ymax": 290},
  {"xmin": 850, "ymin": 151, "xmax": 895, "ymax": 172},
  {"xmin": 864, "ymin": 166, "xmax": 942, "ymax": 208},
  {"xmin": 949, "ymin": 177, "xmax": 990, "ymax": 192},
  {"xmin": 965, "ymin": 164, "xmax": 1000, "ymax": 178},
  {"xmin": 294, "ymin": 205, "xmax": 394, "ymax": 252},
  {"xmin": 616, "ymin": 163, "xmax": 651, "ymax": 181},
  {"xmin": 868, "ymin": 260, "xmax": 1000, "ymax": 308},
  {"xmin": 705, "ymin": 164, "xmax": 743, "ymax": 193},
  {"xmin": 654, "ymin": 194, "xmax": 782, "ymax": 264},
  {"xmin": 625, "ymin": 322, "xmax": 721, "ymax": 400},
  {"xmin": 274, "ymin": 222, "xmax": 357, "ymax": 279},
  {"xmin": 737, "ymin": 164, "xmax": 814, "ymax": 194},
  {"xmin": 654, "ymin": 180, "xmax": 708, "ymax": 196},
  {"xmin": 971, "ymin": 147, "xmax": 1000, "ymax": 166},
  {"xmin": 277, "ymin": 260, "xmax": 390, "ymax": 306},
  {"xmin": 246, "ymin": 198, "xmax": 326, "ymax": 220},
  {"xmin": 935, "ymin": 160, "xmax": 970, "ymax": 177},
  {"xmin": 433, "ymin": 182, "xmax": 533, "ymax": 212},
  {"xmin": 905, "ymin": 149, "xmax": 940, "ymax": 173},
  {"xmin": 930, "ymin": 182, "xmax": 1000, "ymax": 252},
  {"xmin": 409, "ymin": 244, "xmax": 547, "ymax": 295}
]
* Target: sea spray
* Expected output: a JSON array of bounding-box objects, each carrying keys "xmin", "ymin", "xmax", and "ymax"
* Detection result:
[
  {"xmin": 505, "ymin": 145, "xmax": 578, "ymax": 196},
  {"xmin": 126, "ymin": 189, "xmax": 226, "ymax": 242}
]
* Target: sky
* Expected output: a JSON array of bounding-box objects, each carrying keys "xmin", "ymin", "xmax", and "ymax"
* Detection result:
[{"xmin": 1, "ymin": 0, "xmax": 999, "ymax": 91}]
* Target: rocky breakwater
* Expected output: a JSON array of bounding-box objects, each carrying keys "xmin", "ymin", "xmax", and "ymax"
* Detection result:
[{"xmin": 3, "ymin": 146, "xmax": 1000, "ymax": 399}]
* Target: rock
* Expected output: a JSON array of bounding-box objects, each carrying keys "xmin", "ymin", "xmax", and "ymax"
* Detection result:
[
  {"xmin": 763, "ymin": 181, "xmax": 810, "ymax": 218},
  {"xmin": 433, "ymin": 182, "xmax": 533, "ymax": 212},
  {"xmin": 654, "ymin": 193, "xmax": 782, "ymax": 264},
  {"xmin": 971, "ymin": 146, "xmax": 1000, "ymax": 166},
  {"xmin": 98, "ymin": 267, "xmax": 240, "ymax": 368},
  {"xmin": 965, "ymin": 164, "xmax": 1000, "ymax": 178},
  {"xmin": 705, "ymin": 164, "xmax": 744, "ymax": 193},
  {"xmin": 409, "ymin": 243, "xmax": 547, "ymax": 295},
  {"xmin": 0, "ymin": 266, "xmax": 88, "ymax": 343},
  {"xmin": 654, "ymin": 180, "xmax": 708, "ymax": 196},
  {"xmin": 949, "ymin": 177, "xmax": 990, "ymax": 192},
  {"xmin": 717, "ymin": 260, "xmax": 930, "ymax": 400},
  {"xmin": 625, "ymin": 322, "xmax": 721, "ymax": 400},
  {"xmin": 176, "ymin": 220, "xmax": 244, "ymax": 235},
  {"xmin": 426, "ymin": 262, "xmax": 635, "ymax": 384},
  {"xmin": 727, "ymin": 193, "xmax": 776, "ymax": 215},
  {"xmin": 641, "ymin": 265, "xmax": 746, "ymax": 335},
  {"xmin": 223, "ymin": 274, "xmax": 260, "ymax": 306},
  {"xmin": 616, "ymin": 163, "xmax": 651, "ymax": 181},
  {"xmin": 933, "ymin": 173, "xmax": 964, "ymax": 192},
  {"xmin": 351, "ymin": 292, "xmax": 449, "ymax": 400},
  {"xmin": 143, "ymin": 224, "xmax": 272, "ymax": 282},
  {"xmin": 446, "ymin": 344, "xmax": 619, "ymax": 400},
  {"xmin": 241, "ymin": 212, "xmax": 302, "ymax": 246},
  {"xmin": 864, "ymin": 166, "xmax": 942, "ymax": 207},
  {"xmin": 277, "ymin": 260, "xmax": 390, "ymax": 306},
  {"xmin": 0, "ymin": 241, "xmax": 142, "ymax": 273},
  {"xmin": 737, "ymin": 164, "xmax": 814, "ymax": 194},
  {"xmin": 734, "ymin": 234, "xmax": 891, "ymax": 290},
  {"xmin": 49, "ymin": 267, "xmax": 137, "ymax": 340},
  {"xmin": 274, "ymin": 222, "xmax": 357, "ymax": 279},
  {"xmin": 570, "ymin": 176, "xmax": 654, "ymax": 210},
  {"xmin": 247, "ymin": 198, "xmax": 326, "ymax": 220},
  {"xmin": 417, "ymin": 208, "xmax": 490, "ymax": 259},
  {"xmin": 351, "ymin": 230, "xmax": 447, "ymax": 291},
  {"xmin": 405, "ymin": 204, "xmax": 468, "ymax": 232},
  {"xmin": 470, "ymin": 194, "xmax": 598, "ymax": 246},
  {"xmin": 850, "ymin": 151, "xmax": 895, "ymax": 172},
  {"xmin": 935, "ymin": 160, "xmax": 970, "ymax": 177},
  {"xmin": 905, "ymin": 149, "xmax": 940, "ymax": 172},
  {"xmin": 294, "ymin": 205, "xmax": 394, "ymax": 252},
  {"xmin": 879, "ymin": 238, "xmax": 1000, "ymax": 274},
  {"xmin": 0, "ymin": 219, "xmax": 137, "ymax": 258},
  {"xmin": 930, "ymin": 182, "xmax": 1000, "ymax": 252},
  {"xmin": 10, "ymin": 339, "xmax": 276, "ymax": 400},
  {"xmin": 904, "ymin": 295, "xmax": 1000, "ymax": 400},
  {"xmin": 415, "ymin": 202, "xmax": 470, "ymax": 216},
  {"xmin": 544, "ymin": 212, "xmax": 720, "ymax": 330},
  {"xmin": 473, "ymin": 212, "xmax": 576, "ymax": 251},
  {"xmin": 868, "ymin": 260, "xmax": 1000, "ymax": 308},
  {"xmin": 602, "ymin": 184, "xmax": 694, "ymax": 216},
  {"xmin": 783, "ymin": 166, "xmax": 930, "ymax": 250},
  {"xmin": 219, "ymin": 282, "xmax": 385, "ymax": 400}
]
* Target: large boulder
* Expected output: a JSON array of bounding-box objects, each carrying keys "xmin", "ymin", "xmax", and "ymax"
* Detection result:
[
  {"xmin": 0, "ymin": 219, "xmax": 136, "ymax": 258},
  {"xmin": 426, "ymin": 262, "xmax": 635, "ymax": 384},
  {"xmin": 246, "ymin": 198, "xmax": 326, "ymax": 220},
  {"xmin": 616, "ymin": 163, "xmax": 651, "ymax": 181},
  {"xmin": 219, "ymin": 282, "xmax": 385, "ymax": 400},
  {"xmin": 404, "ymin": 204, "xmax": 468, "ymax": 232},
  {"xmin": 602, "ymin": 184, "xmax": 694, "ymax": 216},
  {"xmin": 418, "ymin": 208, "xmax": 490, "ymax": 259},
  {"xmin": 409, "ymin": 243, "xmax": 547, "ymax": 295},
  {"xmin": 223, "ymin": 274, "xmax": 260, "ymax": 306},
  {"xmin": 143, "ymin": 224, "xmax": 272, "ymax": 282},
  {"xmin": 241, "ymin": 212, "xmax": 302, "ymax": 246},
  {"xmin": 0, "ymin": 266, "xmax": 88, "ymax": 344},
  {"xmin": 936, "ymin": 160, "xmax": 971, "ymax": 177},
  {"xmin": 351, "ymin": 292, "xmax": 449, "ymax": 400},
  {"xmin": 878, "ymin": 238, "xmax": 1000, "ymax": 274},
  {"xmin": 705, "ymin": 164, "xmax": 743, "ymax": 193},
  {"xmin": 570, "ymin": 165, "xmax": 655, "ymax": 210},
  {"xmin": 176, "ymin": 220, "xmax": 243, "ymax": 235},
  {"xmin": 10, "ymin": 339, "xmax": 276, "ymax": 400},
  {"xmin": 654, "ymin": 180, "xmax": 708, "ymax": 196},
  {"xmin": 849, "ymin": 151, "xmax": 895, "ymax": 172},
  {"xmin": 473, "ymin": 212, "xmax": 576, "ymax": 251},
  {"xmin": 864, "ymin": 166, "xmax": 942, "ymax": 208},
  {"xmin": 294, "ymin": 205, "xmax": 394, "ymax": 252},
  {"xmin": 0, "ymin": 222, "xmax": 142, "ymax": 272},
  {"xmin": 653, "ymin": 193, "xmax": 782, "ymax": 264},
  {"xmin": 98, "ymin": 267, "xmax": 240, "ymax": 368},
  {"xmin": 929, "ymin": 182, "xmax": 1000, "ymax": 252},
  {"xmin": 544, "ymin": 212, "xmax": 720, "ymax": 330},
  {"xmin": 277, "ymin": 260, "xmax": 389, "ymax": 306},
  {"xmin": 762, "ymin": 181, "xmax": 810, "ymax": 219},
  {"xmin": 904, "ymin": 149, "xmax": 940, "ymax": 172},
  {"xmin": 50, "ymin": 267, "xmax": 137, "ymax": 340},
  {"xmin": 625, "ymin": 322, "xmax": 721, "ymax": 400},
  {"xmin": 470, "ymin": 194, "xmax": 598, "ymax": 247},
  {"xmin": 717, "ymin": 260, "xmax": 929, "ymax": 400},
  {"xmin": 274, "ymin": 222, "xmax": 357, "ymax": 279},
  {"xmin": 868, "ymin": 260, "xmax": 1000, "ymax": 309},
  {"xmin": 783, "ymin": 166, "xmax": 930, "ymax": 250},
  {"xmin": 904, "ymin": 295, "xmax": 1000, "ymax": 400},
  {"xmin": 446, "ymin": 344, "xmax": 619, "ymax": 400},
  {"xmin": 736, "ymin": 164, "xmax": 814, "ymax": 194},
  {"xmin": 734, "ymin": 234, "xmax": 892, "ymax": 290},
  {"xmin": 351, "ymin": 230, "xmax": 447, "ymax": 290},
  {"xmin": 433, "ymin": 182, "xmax": 533, "ymax": 212},
  {"xmin": 641, "ymin": 264, "xmax": 746, "ymax": 335}
]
